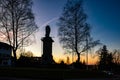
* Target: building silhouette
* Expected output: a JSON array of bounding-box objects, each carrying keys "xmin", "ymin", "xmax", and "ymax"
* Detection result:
[{"xmin": 0, "ymin": 42, "xmax": 12, "ymax": 66}]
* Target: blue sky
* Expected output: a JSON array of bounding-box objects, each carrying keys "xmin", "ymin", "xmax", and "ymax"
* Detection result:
[
  {"xmin": 26, "ymin": 0, "xmax": 120, "ymax": 62},
  {"xmin": 84, "ymin": 0, "xmax": 120, "ymax": 50}
]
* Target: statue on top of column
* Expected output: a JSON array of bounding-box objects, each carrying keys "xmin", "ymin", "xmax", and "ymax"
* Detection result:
[
  {"xmin": 45, "ymin": 25, "xmax": 51, "ymax": 37},
  {"xmin": 41, "ymin": 25, "xmax": 55, "ymax": 64}
]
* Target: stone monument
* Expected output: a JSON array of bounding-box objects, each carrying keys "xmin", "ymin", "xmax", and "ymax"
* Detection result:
[{"xmin": 41, "ymin": 25, "xmax": 54, "ymax": 64}]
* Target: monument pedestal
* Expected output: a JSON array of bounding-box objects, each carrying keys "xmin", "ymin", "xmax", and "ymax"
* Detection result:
[{"xmin": 41, "ymin": 36, "xmax": 54, "ymax": 64}]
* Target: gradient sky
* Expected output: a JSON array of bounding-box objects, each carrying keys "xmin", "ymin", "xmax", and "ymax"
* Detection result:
[{"xmin": 25, "ymin": 0, "xmax": 120, "ymax": 64}]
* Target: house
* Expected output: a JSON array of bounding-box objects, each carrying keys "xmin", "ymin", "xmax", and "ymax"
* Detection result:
[{"xmin": 0, "ymin": 42, "xmax": 12, "ymax": 66}]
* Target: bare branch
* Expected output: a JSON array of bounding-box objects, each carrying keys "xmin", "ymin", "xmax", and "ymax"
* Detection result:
[
  {"xmin": 0, "ymin": 0, "xmax": 38, "ymax": 61},
  {"xmin": 58, "ymin": 0, "xmax": 100, "ymax": 62}
]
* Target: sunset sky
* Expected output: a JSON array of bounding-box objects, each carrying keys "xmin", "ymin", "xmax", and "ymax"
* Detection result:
[{"xmin": 25, "ymin": 0, "xmax": 120, "ymax": 64}]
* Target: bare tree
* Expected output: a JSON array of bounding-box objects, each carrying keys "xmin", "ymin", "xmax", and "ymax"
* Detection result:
[
  {"xmin": 0, "ymin": 0, "xmax": 38, "ymax": 61},
  {"xmin": 20, "ymin": 51, "xmax": 34, "ymax": 57},
  {"xmin": 113, "ymin": 49, "xmax": 120, "ymax": 64},
  {"xmin": 66, "ymin": 56, "xmax": 70, "ymax": 64},
  {"xmin": 58, "ymin": 0, "xmax": 100, "ymax": 63}
]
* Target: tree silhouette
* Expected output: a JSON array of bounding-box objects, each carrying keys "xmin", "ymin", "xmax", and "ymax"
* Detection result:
[
  {"xmin": 112, "ymin": 49, "xmax": 120, "ymax": 64},
  {"xmin": 58, "ymin": 0, "xmax": 100, "ymax": 63},
  {"xmin": 0, "ymin": 0, "xmax": 38, "ymax": 62},
  {"xmin": 20, "ymin": 51, "xmax": 34, "ymax": 57},
  {"xmin": 97, "ymin": 45, "xmax": 114, "ymax": 70},
  {"xmin": 66, "ymin": 56, "xmax": 70, "ymax": 64}
]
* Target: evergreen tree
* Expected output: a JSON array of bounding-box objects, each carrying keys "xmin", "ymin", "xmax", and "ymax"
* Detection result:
[{"xmin": 98, "ymin": 45, "xmax": 113, "ymax": 70}]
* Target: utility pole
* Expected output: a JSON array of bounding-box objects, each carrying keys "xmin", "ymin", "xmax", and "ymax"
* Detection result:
[{"xmin": 86, "ymin": 34, "xmax": 89, "ymax": 70}]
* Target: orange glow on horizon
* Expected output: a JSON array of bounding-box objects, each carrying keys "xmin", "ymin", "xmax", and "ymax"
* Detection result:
[
  {"xmin": 53, "ymin": 54, "xmax": 98, "ymax": 65},
  {"xmin": 24, "ymin": 37, "xmax": 99, "ymax": 65}
]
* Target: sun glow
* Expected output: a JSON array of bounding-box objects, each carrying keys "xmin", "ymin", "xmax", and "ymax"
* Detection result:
[{"xmin": 25, "ymin": 39, "xmax": 99, "ymax": 65}]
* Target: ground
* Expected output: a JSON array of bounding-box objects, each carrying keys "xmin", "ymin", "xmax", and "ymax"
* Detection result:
[{"xmin": 0, "ymin": 67, "xmax": 117, "ymax": 80}]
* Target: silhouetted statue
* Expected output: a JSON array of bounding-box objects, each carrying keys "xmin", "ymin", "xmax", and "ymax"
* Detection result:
[
  {"xmin": 45, "ymin": 25, "xmax": 51, "ymax": 37},
  {"xmin": 41, "ymin": 25, "xmax": 54, "ymax": 65}
]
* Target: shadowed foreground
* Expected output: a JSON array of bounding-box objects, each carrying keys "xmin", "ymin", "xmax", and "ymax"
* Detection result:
[
  {"xmin": 0, "ymin": 77, "xmax": 114, "ymax": 80},
  {"xmin": 0, "ymin": 67, "xmax": 114, "ymax": 80}
]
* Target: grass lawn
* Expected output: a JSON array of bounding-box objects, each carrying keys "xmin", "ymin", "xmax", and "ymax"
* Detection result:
[{"xmin": 0, "ymin": 67, "xmax": 111, "ymax": 79}]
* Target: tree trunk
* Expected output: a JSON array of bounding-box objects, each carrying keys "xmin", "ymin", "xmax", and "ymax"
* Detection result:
[
  {"xmin": 76, "ymin": 52, "xmax": 80, "ymax": 63},
  {"xmin": 13, "ymin": 49, "xmax": 17, "ymax": 65}
]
